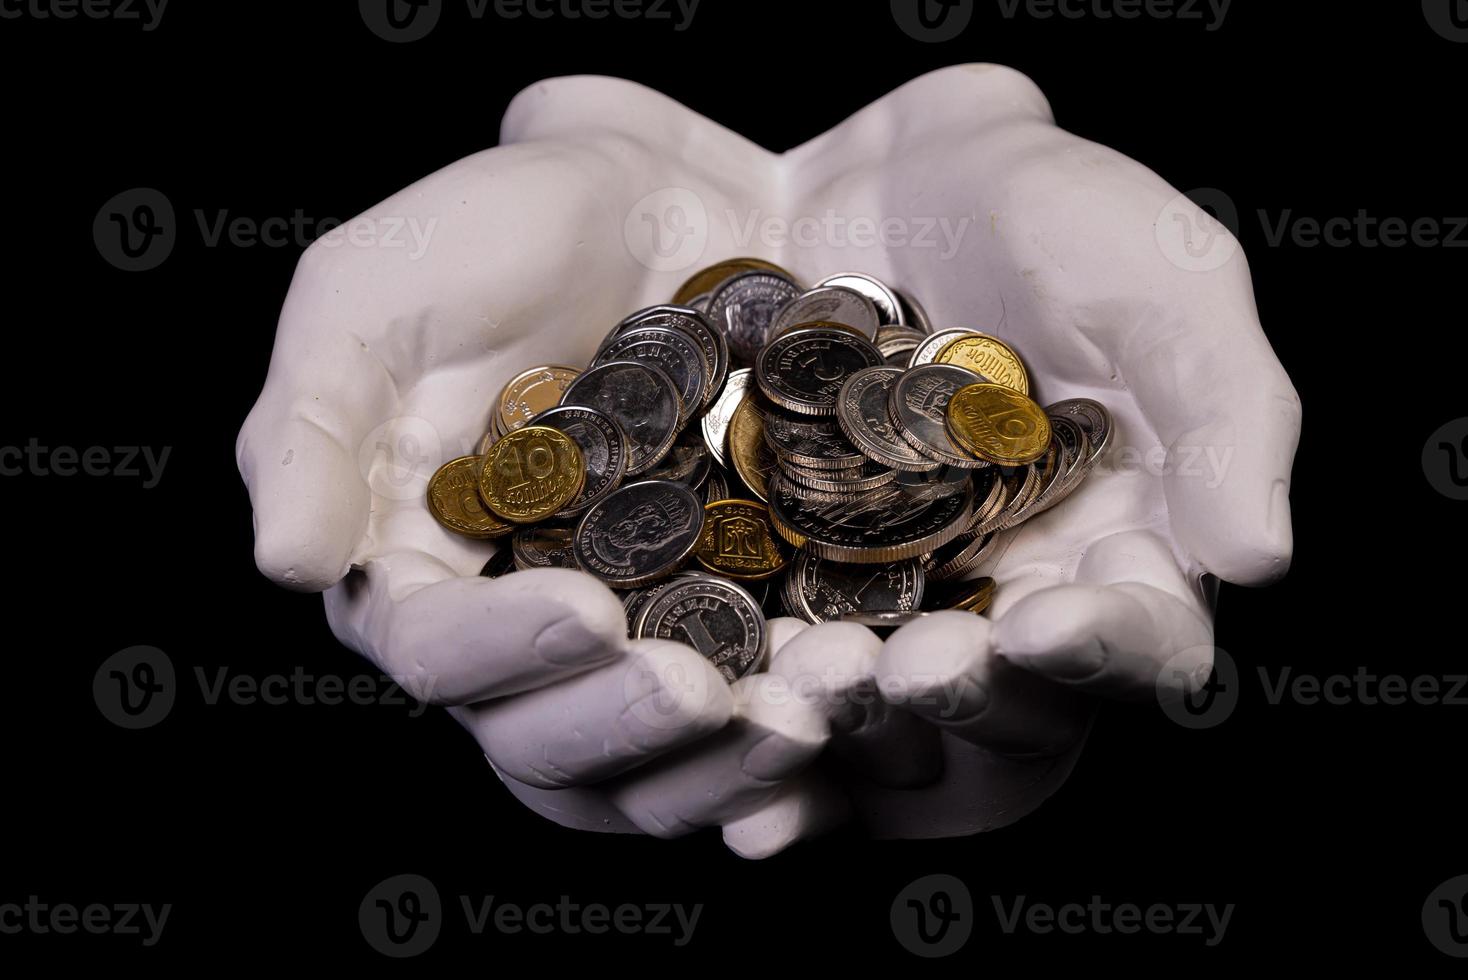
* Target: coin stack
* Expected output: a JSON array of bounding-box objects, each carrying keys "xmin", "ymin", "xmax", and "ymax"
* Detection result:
[{"xmin": 427, "ymin": 258, "xmax": 1113, "ymax": 684}]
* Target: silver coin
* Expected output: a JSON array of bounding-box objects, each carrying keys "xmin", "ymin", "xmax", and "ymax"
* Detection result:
[
  {"xmin": 703, "ymin": 467, "xmax": 730, "ymax": 505},
  {"xmin": 874, "ymin": 325, "xmax": 927, "ymax": 366},
  {"xmin": 908, "ymin": 328, "xmax": 982, "ymax": 368},
  {"xmin": 836, "ymin": 366, "xmax": 942, "ymax": 472},
  {"xmin": 763, "ymin": 407, "xmax": 866, "ymax": 470},
  {"xmin": 893, "ymin": 464, "xmax": 974, "ymax": 501},
  {"xmin": 642, "ymin": 428, "xmax": 710, "ymax": 489},
  {"xmin": 837, "ymin": 611, "xmax": 932, "ymax": 630},
  {"xmin": 592, "ymin": 326, "xmax": 705, "ymax": 427},
  {"xmin": 561, "ymin": 361, "xmax": 682, "ymax": 476},
  {"xmin": 529, "ymin": 404, "xmax": 628, "ymax": 515},
  {"xmin": 777, "ymin": 456, "xmax": 895, "ymax": 495},
  {"xmin": 788, "ymin": 550, "xmax": 924, "ymax": 624},
  {"xmin": 479, "ymin": 548, "xmax": 516, "ymax": 578},
  {"xmin": 1048, "ymin": 397, "xmax": 1114, "ymax": 465},
  {"xmin": 985, "ymin": 460, "xmax": 1049, "ymax": 533},
  {"xmin": 815, "ymin": 272, "xmax": 904, "ymax": 326},
  {"xmin": 770, "ymin": 285, "xmax": 880, "ymax": 341},
  {"xmin": 512, "ymin": 526, "xmax": 580, "ymax": 571},
  {"xmin": 573, "ymin": 480, "xmax": 704, "ymax": 587},
  {"xmin": 636, "ymin": 575, "xmax": 767, "ymax": 683},
  {"xmin": 706, "ymin": 271, "xmax": 802, "ymax": 366},
  {"xmin": 890, "ymin": 363, "xmax": 990, "ymax": 469},
  {"xmin": 896, "ymin": 289, "xmax": 934, "ymax": 334},
  {"xmin": 925, "ymin": 531, "xmax": 1001, "ymax": 582},
  {"xmin": 755, "ymin": 326, "xmax": 883, "ymax": 417},
  {"xmin": 606, "ymin": 305, "xmax": 726, "ymax": 409},
  {"xmin": 767, "ymin": 472, "xmax": 974, "ymax": 563},
  {"xmin": 700, "ymin": 367, "xmax": 751, "ymax": 469}
]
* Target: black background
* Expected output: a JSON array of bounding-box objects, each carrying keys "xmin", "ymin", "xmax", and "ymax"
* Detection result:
[{"xmin": 2, "ymin": 0, "xmax": 1463, "ymax": 967}]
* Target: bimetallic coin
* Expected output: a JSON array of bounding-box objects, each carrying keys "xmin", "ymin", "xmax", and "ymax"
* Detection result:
[
  {"xmin": 528, "ymin": 405, "xmax": 627, "ymax": 516},
  {"xmin": 1048, "ymin": 397, "xmax": 1114, "ymax": 465},
  {"xmin": 701, "ymin": 367, "xmax": 751, "ymax": 469},
  {"xmin": 762, "ymin": 407, "xmax": 866, "ymax": 471},
  {"xmin": 890, "ymin": 364, "xmax": 991, "ymax": 469},
  {"xmin": 512, "ymin": 526, "xmax": 580, "ymax": 571},
  {"xmin": 770, "ymin": 286, "xmax": 880, "ymax": 341},
  {"xmin": 674, "ymin": 257, "xmax": 797, "ymax": 307},
  {"xmin": 946, "ymin": 383, "xmax": 1052, "ymax": 466},
  {"xmin": 696, "ymin": 499, "xmax": 786, "ymax": 581},
  {"xmin": 908, "ymin": 328, "xmax": 981, "ymax": 368},
  {"xmin": 643, "ymin": 428, "xmax": 710, "ymax": 489},
  {"xmin": 497, "ymin": 366, "xmax": 579, "ymax": 435},
  {"xmin": 756, "ymin": 326, "xmax": 883, "ymax": 416},
  {"xmin": 560, "ymin": 360, "xmax": 682, "ymax": 476},
  {"xmin": 573, "ymin": 480, "xmax": 704, "ymax": 587},
  {"xmin": 837, "ymin": 366, "xmax": 942, "ymax": 472},
  {"xmin": 604, "ymin": 306, "xmax": 725, "ymax": 410},
  {"xmin": 789, "ymin": 550, "xmax": 924, "ymax": 624},
  {"xmin": 934, "ymin": 334, "xmax": 1029, "ymax": 394},
  {"xmin": 592, "ymin": 326, "xmax": 705, "ymax": 428},
  {"xmin": 636, "ymin": 575, "xmax": 767, "ymax": 683},
  {"xmin": 479, "ymin": 426, "xmax": 585, "ymax": 524},
  {"xmin": 728, "ymin": 396, "xmax": 777, "ymax": 503},
  {"xmin": 767, "ymin": 472, "xmax": 974, "ymax": 564},
  {"xmin": 479, "ymin": 547, "xmax": 516, "ymax": 578},
  {"xmin": 815, "ymin": 272, "xmax": 904, "ymax": 326},
  {"xmin": 706, "ymin": 271, "xmax": 802, "ymax": 367},
  {"xmin": 427, "ymin": 455, "xmax": 513, "ymax": 538}
]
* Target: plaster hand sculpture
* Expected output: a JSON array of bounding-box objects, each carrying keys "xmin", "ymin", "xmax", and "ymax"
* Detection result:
[{"xmin": 237, "ymin": 65, "xmax": 1301, "ymax": 856}]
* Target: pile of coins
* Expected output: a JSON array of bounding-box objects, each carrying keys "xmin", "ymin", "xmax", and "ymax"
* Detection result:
[{"xmin": 427, "ymin": 258, "xmax": 1113, "ymax": 684}]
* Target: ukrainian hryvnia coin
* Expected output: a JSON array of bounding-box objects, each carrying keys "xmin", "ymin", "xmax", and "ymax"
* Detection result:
[
  {"xmin": 635, "ymin": 575, "xmax": 767, "ymax": 683},
  {"xmin": 890, "ymin": 364, "xmax": 991, "ymax": 469},
  {"xmin": 728, "ymin": 396, "xmax": 777, "ymax": 502},
  {"xmin": 762, "ymin": 407, "xmax": 867, "ymax": 471},
  {"xmin": 895, "ymin": 288, "xmax": 933, "ymax": 334},
  {"xmin": 814, "ymin": 272, "xmax": 904, "ymax": 326},
  {"xmin": 787, "ymin": 550, "xmax": 924, "ymax": 624},
  {"xmin": 703, "ymin": 468, "xmax": 730, "ymax": 506},
  {"xmin": 770, "ymin": 286, "xmax": 881, "ymax": 341},
  {"xmin": 643, "ymin": 428, "xmax": 710, "ymax": 489},
  {"xmin": 592, "ymin": 326, "xmax": 706, "ymax": 427},
  {"xmin": 946, "ymin": 383, "xmax": 1052, "ymax": 466},
  {"xmin": 701, "ymin": 367, "xmax": 751, "ymax": 469},
  {"xmin": 528, "ymin": 405, "xmax": 627, "ymax": 516},
  {"xmin": 777, "ymin": 457, "xmax": 895, "ymax": 495},
  {"xmin": 767, "ymin": 472, "xmax": 974, "ymax": 563},
  {"xmin": 706, "ymin": 270, "xmax": 802, "ymax": 366},
  {"xmin": 427, "ymin": 455, "xmax": 513, "ymax": 538},
  {"xmin": 512, "ymin": 526, "xmax": 580, "ymax": 571},
  {"xmin": 756, "ymin": 326, "xmax": 883, "ymax": 416},
  {"xmin": 1048, "ymin": 397, "xmax": 1114, "ymax": 465},
  {"xmin": 908, "ymin": 328, "xmax": 981, "ymax": 368},
  {"xmin": 560, "ymin": 360, "xmax": 682, "ymax": 476},
  {"xmin": 934, "ymin": 334, "xmax": 1030, "ymax": 395},
  {"xmin": 836, "ymin": 366, "xmax": 942, "ymax": 472},
  {"xmin": 497, "ymin": 366, "xmax": 579, "ymax": 435},
  {"xmin": 479, "ymin": 426, "xmax": 585, "ymax": 524},
  {"xmin": 696, "ymin": 499, "xmax": 786, "ymax": 581},
  {"xmin": 479, "ymin": 548, "xmax": 516, "ymax": 578},
  {"xmin": 573, "ymin": 481, "xmax": 704, "ymax": 587},
  {"xmin": 674, "ymin": 258, "xmax": 797, "ymax": 307},
  {"xmin": 604, "ymin": 305, "xmax": 725, "ymax": 407},
  {"xmin": 923, "ymin": 576, "xmax": 997, "ymax": 615}
]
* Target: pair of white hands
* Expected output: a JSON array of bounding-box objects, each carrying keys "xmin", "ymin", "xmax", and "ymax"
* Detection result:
[{"xmin": 236, "ymin": 65, "xmax": 1301, "ymax": 857}]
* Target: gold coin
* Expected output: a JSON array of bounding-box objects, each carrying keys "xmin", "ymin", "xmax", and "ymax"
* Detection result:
[
  {"xmin": 728, "ymin": 398, "xmax": 777, "ymax": 503},
  {"xmin": 933, "ymin": 335, "xmax": 1030, "ymax": 394},
  {"xmin": 945, "ymin": 383, "xmax": 1052, "ymax": 465},
  {"xmin": 696, "ymin": 499, "xmax": 787, "ymax": 581},
  {"xmin": 672, "ymin": 257, "xmax": 798, "ymax": 305},
  {"xmin": 478, "ymin": 426, "xmax": 585, "ymax": 524},
  {"xmin": 496, "ymin": 366, "xmax": 579, "ymax": 435},
  {"xmin": 951, "ymin": 577, "xmax": 997, "ymax": 615},
  {"xmin": 426, "ymin": 456, "xmax": 513, "ymax": 538}
]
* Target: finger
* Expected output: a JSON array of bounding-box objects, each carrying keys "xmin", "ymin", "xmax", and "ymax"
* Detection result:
[
  {"xmin": 325, "ymin": 564, "xmax": 627, "ymax": 706},
  {"xmin": 457, "ymin": 747, "xmax": 643, "ymax": 834},
  {"xmin": 876, "ymin": 612, "xmax": 1089, "ymax": 757},
  {"xmin": 608, "ymin": 673, "xmax": 829, "ymax": 837},
  {"xmin": 992, "ymin": 531, "xmax": 1214, "ymax": 700},
  {"xmin": 720, "ymin": 770, "xmax": 851, "ymax": 860},
  {"xmin": 459, "ymin": 640, "xmax": 734, "ymax": 789}
]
